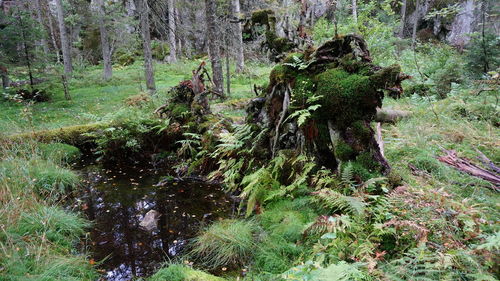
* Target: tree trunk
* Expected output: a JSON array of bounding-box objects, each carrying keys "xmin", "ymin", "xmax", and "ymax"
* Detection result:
[
  {"xmin": 447, "ymin": 0, "xmax": 475, "ymax": 48},
  {"xmin": 97, "ymin": 0, "xmax": 113, "ymax": 80},
  {"xmin": 398, "ymin": 0, "xmax": 407, "ymax": 38},
  {"xmin": 411, "ymin": 0, "xmax": 420, "ymax": 48},
  {"xmin": 46, "ymin": 0, "xmax": 61, "ymax": 63},
  {"xmin": 55, "ymin": 0, "xmax": 72, "ymax": 76},
  {"xmin": 167, "ymin": 0, "xmax": 177, "ymax": 63},
  {"xmin": 0, "ymin": 66, "xmax": 9, "ymax": 89},
  {"xmin": 204, "ymin": 0, "xmax": 224, "ymax": 96},
  {"xmin": 136, "ymin": 0, "xmax": 156, "ymax": 93},
  {"xmin": 231, "ymin": 0, "xmax": 244, "ymax": 73},
  {"xmin": 33, "ymin": 0, "xmax": 50, "ymax": 55},
  {"xmin": 352, "ymin": 0, "xmax": 358, "ymax": 27}
]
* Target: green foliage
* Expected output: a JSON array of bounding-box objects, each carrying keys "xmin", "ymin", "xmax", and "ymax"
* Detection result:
[
  {"xmin": 38, "ymin": 143, "xmax": 81, "ymax": 163},
  {"xmin": 465, "ymin": 32, "xmax": 500, "ymax": 77},
  {"xmin": 282, "ymin": 261, "xmax": 372, "ymax": 281},
  {"xmin": 190, "ymin": 219, "xmax": 258, "ymax": 269},
  {"xmin": 382, "ymin": 246, "xmax": 496, "ymax": 281},
  {"xmin": 150, "ymin": 264, "xmax": 226, "ymax": 281},
  {"xmin": 151, "ymin": 40, "xmax": 170, "ymax": 61}
]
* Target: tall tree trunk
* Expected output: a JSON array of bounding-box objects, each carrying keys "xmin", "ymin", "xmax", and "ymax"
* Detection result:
[
  {"xmin": 33, "ymin": 0, "xmax": 50, "ymax": 55},
  {"xmin": 351, "ymin": 0, "xmax": 358, "ymax": 27},
  {"xmin": 46, "ymin": 0, "xmax": 61, "ymax": 63},
  {"xmin": 231, "ymin": 0, "xmax": 244, "ymax": 73},
  {"xmin": 398, "ymin": 0, "xmax": 407, "ymax": 38},
  {"xmin": 136, "ymin": 0, "xmax": 156, "ymax": 93},
  {"xmin": 411, "ymin": 0, "xmax": 420, "ymax": 48},
  {"xmin": 97, "ymin": 0, "xmax": 112, "ymax": 80},
  {"xmin": 167, "ymin": 0, "xmax": 177, "ymax": 63},
  {"xmin": 55, "ymin": 0, "xmax": 72, "ymax": 76},
  {"xmin": 204, "ymin": 0, "xmax": 224, "ymax": 96}
]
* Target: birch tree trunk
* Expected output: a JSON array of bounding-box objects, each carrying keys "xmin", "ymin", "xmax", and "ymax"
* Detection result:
[
  {"xmin": 96, "ymin": 0, "xmax": 112, "ymax": 80},
  {"xmin": 204, "ymin": 0, "xmax": 224, "ymax": 96},
  {"xmin": 46, "ymin": 0, "xmax": 61, "ymax": 63},
  {"xmin": 398, "ymin": 0, "xmax": 407, "ymax": 38},
  {"xmin": 167, "ymin": 0, "xmax": 177, "ymax": 63},
  {"xmin": 231, "ymin": 0, "xmax": 244, "ymax": 73},
  {"xmin": 136, "ymin": 0, "xmax": 156, "ymax": 93},
  {"xmin": 55, "ymin": 0, "xmax": 73, "ymax": 75}
]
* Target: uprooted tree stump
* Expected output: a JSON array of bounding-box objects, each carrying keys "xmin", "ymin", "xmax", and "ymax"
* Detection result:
[{"xmin": 247, "ymin": 34, "xmax": 408, "ymax": 180}]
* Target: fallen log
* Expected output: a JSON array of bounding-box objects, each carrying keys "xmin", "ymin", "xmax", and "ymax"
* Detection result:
[
  {"xmin": 375, "ymin": 108, "xmax": 411, "ymax": 123},
  {"xmin": 437, "ymin": 149, "xmax": 500, "ymax": 190}
]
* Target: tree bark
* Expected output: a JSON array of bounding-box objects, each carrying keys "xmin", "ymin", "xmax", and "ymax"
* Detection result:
[
  {"xmin": 45, "ymin": 0, "xmax": 61, "ymax": 63},
  {"xmin": 167, "ymin": 0, "xmax": 177, "ymax": 63},
  {"xmin": 204, "ymin": 0, "xmax": 224, "ymax": 96},
  {"xmin": 33, "ymin": 0, "xmax": 50, "ymax": 55},
  {"xmin": 136, "ymin": 0, "xmax": 156, "ymax": 93},
  {"xmin": 231, "ymin": 0, "xmax": 244, "ymax": 73},
  {"xmin": 0, "ymin": 66, "xmax": 9, "ymax": 89},
  {"xmin": 96, "ymin": 0, "xmax": 113, "ymax": 80},
  {"xmin": 398, "ymin": 0, "xmax": 407, "ymax": 38},
  {"xmin": 411, "ymin": 0, "xmax": 420, "ymax": 48},
  {"xmin": 352, "ymin": 0, "xmax": 358, "ymax": 27},
  {"xmin": 55, "ymin": 0, "xmax": 72, "ymax": 76}
]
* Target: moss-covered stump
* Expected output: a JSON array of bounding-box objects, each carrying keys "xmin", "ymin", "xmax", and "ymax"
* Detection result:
[
  {"xmin": 243, "ymin": 9, "xmax": 296, "ymax": 62},
  {"xmin": 247, "ymin": 34, "xmax": 408, "ymax": 179}
]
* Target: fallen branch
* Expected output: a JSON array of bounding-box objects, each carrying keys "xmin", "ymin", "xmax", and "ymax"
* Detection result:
[{"xmin": 437, "ymin": 149, "xmax": 500, "ymax": 190}]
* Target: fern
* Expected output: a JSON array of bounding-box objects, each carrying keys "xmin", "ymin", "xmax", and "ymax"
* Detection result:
[
  {"xmin": 312, "ymin": 189, "xmax": 367, "ymax": 217},
  {"xmin": 176, "ymin": 132, "xmax": 201, "ymax": 158}
]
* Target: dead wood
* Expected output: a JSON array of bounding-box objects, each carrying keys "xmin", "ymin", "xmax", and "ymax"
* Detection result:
[
  {"xmin": 437, "ymin": 149, "xmax": 500, "ymax": 190},
  {"xmin": 375, "ymin": 108, "xmax": 411, "ymax": 123}
]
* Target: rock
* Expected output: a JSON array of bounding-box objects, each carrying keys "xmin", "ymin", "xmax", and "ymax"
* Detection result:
[{"xmin": 139, "ymin": 210, "xmax": 160, "ymax": 231}]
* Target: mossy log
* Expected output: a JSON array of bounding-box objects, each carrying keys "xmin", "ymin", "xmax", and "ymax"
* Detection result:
[
  {"xmin": 7, "ymin": 123, "xmax": 109, "ymax": 146},
  {"xmin": 247, "ymin": 35, "xmax": 408, "ymax": 179}
]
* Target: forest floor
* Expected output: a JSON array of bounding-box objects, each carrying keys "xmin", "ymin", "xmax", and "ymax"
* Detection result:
[{"xmin": 0, "ymin": 58, "xmax": 498, "ymax": 280}]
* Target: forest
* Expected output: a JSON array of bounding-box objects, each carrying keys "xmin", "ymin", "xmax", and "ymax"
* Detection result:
[{"xmin": 0, "ymin": 0, "xmax": 499, "ymax": 280}]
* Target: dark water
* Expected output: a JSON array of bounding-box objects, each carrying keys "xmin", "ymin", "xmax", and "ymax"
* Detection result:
[{"xmin": 75, "ymin": 164, "xmax": 233, "ymax": 281}]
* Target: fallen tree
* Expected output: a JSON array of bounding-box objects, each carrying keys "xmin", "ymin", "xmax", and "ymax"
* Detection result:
[{"xmin": 246, "ymin": 34, "xmax": 408, "ymax": 180}]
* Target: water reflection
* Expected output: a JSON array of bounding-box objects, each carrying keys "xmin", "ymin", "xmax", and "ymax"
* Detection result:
[{"xmin": 77, "ymin": 166, "xmax": 233, "ymax": 281}]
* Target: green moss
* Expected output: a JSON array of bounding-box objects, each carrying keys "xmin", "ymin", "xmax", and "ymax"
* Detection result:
[
  {"xmin": 350, "ymin": 161, "xmax": 378, "ymax": 181},
  {"xmin": 269, "ymin": 64, "xmax": 296, "ymax": 86},
  {"xmin": 355, "ymin": 151, "xmax": 381, "ymax": 172},
  {"xmin": 251, "ymin": 9, "xmax": 274, "ymax": 26},
  {"xmin": 38, "ymin": 143, "xmax": 81, "ymax": 163},
  {"xmin": 335, "ymin": 140, "xmax": 355, "ymax": 161},
  {"xmin": 170, "ymin": 103, "xmax": 190, "ymax": 117},
  {"xmin": 314, "ymin": 68, "xmax": 378, "ymax": 127},
  {"xmin": 283, "ymin": 53, "xmax": 305, "ymax": 64},
  {"xmin": 351, "ymin": 121, "xmax": 372, "ymax": 143},
  {"xmin": 152, "ymin": 40, "xmax": 170, "ymax": 61},
  {"xmin": 292, "ymin": 74, "xmax": 315, "ymax": 104},
  {"xmin": 150, "ymin": 264, "xmax": 226, "ymax": 281},
  {"xmin": 9, "ymin": 123, "xmax": 109, "ymax": 146}
]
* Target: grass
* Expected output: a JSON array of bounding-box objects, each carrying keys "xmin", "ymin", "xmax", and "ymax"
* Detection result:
[
  {"xmin": 0, "ymin": 140, "xmax": 96, "ymax": 280},
  {"xmin": 190, "ymin": 219, "xmax": 258, "ymax": 270},
  {"xmin": 0, "ymin": 60, "xmax": 272, "ymax": 135}
]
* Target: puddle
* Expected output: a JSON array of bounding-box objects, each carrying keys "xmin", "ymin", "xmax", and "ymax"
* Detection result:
[{"xmin": 75, "ymin": 164, "xmax": 234, "ymax": 281}]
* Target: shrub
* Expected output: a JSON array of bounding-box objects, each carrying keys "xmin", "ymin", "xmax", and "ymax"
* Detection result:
[
  {"xmin": 190, "ymin": 219, "xmax": 258, "ymax": 269},
  {"xmin": 152, "ymin": 40, "xmax": 170, "ymax": 61},
  {"xmin": 465, "ymin": 32, "xmax": 500, "ymax": 77}
]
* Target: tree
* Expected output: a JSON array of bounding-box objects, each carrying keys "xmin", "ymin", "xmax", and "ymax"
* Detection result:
[
  {"xmin": 96, "ymin": 0, "xmax": 112, "ymax": 80},
  {"xmin": 204, "ymin": 0, "xmax": 224, "ymax": 96},
  {"xmin": 0, "ymin": 8, "xmax": 45, "ymax": 88},
  {"xmin": 55, "ymin": 0, "xmax": 73, "ymax": 76},
  {"xmin": 351, "ymin": 0, "xmax": 358, "ymax": 27},
  {"xmin": 33, "ymin": 0, "xmax": 50, "ymax": 55},
  {"xmin": 411, "ymin": 0, "xmax": 421, "ymax": 48},
  {"xmin": 167, "ymin": 0, "xmax": 177, "ymax": 63},
  {"xmin": 135, "ymin": 0, "xmax": 155, "ymax": 93},
  {"xmin": 231, "ymin": 0, "xmax": 244, "ymax": 73},
  {"xmin": 398, "ymin": 0, "xmax": 407, "ymax": 38}
]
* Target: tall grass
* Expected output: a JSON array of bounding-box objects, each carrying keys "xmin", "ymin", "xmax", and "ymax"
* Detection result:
[{"xmin": 0, "ymin": 140, "xmax": 96, "ymax": 280}]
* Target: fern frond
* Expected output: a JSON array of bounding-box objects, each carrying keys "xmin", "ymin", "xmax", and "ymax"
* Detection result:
[{"xmin": 312, "ymin": 188, "xmax": 367, "ymax": 217}]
